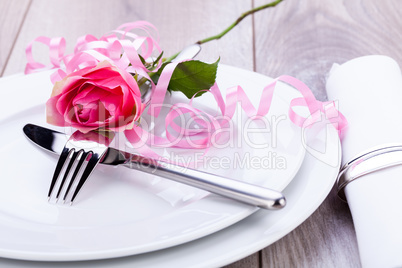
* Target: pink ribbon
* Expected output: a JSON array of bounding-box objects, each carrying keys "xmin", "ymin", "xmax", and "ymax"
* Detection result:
[
  {"xmin": 25, "ymin": 21, "xmax": 161, "ymax": 84},
  {"xmin": 25, "ymin": 21, "xmax": 347, "ymax": 154},
  {"xmin": 130, "ymin": 76, "xmax": 347, "ymax": 150},
  {"xmin": 25, "ymin": 36, "xmax": 66, "ymax": 74}
]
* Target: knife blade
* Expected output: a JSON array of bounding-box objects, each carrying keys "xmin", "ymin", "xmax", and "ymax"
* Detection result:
[{"xmin": 23, "ymin": 123, "xmax": 286, "ymax": 210}]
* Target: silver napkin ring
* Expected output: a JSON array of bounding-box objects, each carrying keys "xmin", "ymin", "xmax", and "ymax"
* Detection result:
[{"xmin": 337, "ymin": 144, "xmax": 402, "ymax": 202}]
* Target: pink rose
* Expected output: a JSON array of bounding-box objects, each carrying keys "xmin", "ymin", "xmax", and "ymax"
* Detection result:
[{"xmin": 46, "ymin": 61, "xmax": 145, "ymax": 133}]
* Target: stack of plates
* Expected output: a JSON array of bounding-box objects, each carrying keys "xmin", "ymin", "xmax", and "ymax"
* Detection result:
[{"xmin": 0, "ymin": 65, "xmax": 340, "ymax": 267}]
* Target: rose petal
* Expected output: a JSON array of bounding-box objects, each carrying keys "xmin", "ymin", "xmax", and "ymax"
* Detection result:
[
  {"xmin": 46, "ymin": 96, "xmax": 66, "ymax": 126},
  {"xmin": 47, "ymin": 60, "xmax": 144, "ymax": 132}
]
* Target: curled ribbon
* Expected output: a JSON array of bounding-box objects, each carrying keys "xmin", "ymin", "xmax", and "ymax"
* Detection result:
[{"xmin": 25, "ymin": 21, "xmax": 347, "ymax": 155}]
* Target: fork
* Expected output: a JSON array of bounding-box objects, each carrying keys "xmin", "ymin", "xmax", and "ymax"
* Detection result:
[{"xmin": 48, "ymin": 131, "xmax": 112, "ymax": 204}]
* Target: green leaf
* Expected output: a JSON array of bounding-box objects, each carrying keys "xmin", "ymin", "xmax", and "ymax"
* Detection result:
[
  {"xmin": 169, "ymin": 59, "xmax": 219, "ymax": 98},
  {"xmin": 151, "ymin": 51, "xmax": 164, "ymax": 69},
  {"xmin": 137, "ymin": 51, "xmax": 164, "ymax": 71},
  {"xmin": 150, "ymin": 59, "xmax": 219, "ymax": 99},
  {"xmin": 137, "ymin": 54, "xmax": 147, "ymax": 66}
]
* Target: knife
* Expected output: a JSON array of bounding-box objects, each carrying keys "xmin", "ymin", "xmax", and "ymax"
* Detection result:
[{"xmin": 23, "ymin": 124, "xmax": 286, "ymax": 210}]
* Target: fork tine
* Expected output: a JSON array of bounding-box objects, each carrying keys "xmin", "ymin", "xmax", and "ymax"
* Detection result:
[
  {"xmin": 49, "ymin": 129, "xmax": 111, "ymax": 205},
  {"xmin": 70, "ymin": 152, "xmax": 103, "ymax": 204},
  {"xmin": 48, "ymin": 147, "xmax": 71, "ymax": 199},
  {"xmin": 62, "ymin": 150, "xmax": 87, "ymax": 203},
  {"xmin": 55, "ymin": 150, "xmax": 79, "ymax": 200}
]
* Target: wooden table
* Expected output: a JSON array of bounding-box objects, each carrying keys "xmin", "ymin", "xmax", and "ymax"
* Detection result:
[{"xmin": 1, "ymin": 0, "xmax": 401, "ymax": 267}]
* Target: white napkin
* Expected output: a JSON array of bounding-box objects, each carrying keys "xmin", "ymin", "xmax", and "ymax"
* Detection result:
[{"xmin": 326, "ymin": 55, "xmax": 402, "ymax": 268}]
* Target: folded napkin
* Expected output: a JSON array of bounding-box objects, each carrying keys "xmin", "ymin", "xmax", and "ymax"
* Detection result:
[{"xmin": 326, "ymin": 55, "xmax": 402, "ymax": 268}]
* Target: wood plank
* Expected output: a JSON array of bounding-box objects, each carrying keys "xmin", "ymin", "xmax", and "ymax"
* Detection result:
[
  {"xmin": 253, "ymin": 0, "xmax": 402, "ymax": 100},
  {"xmin": 3, "ymin": 0, "xmax": 254, "ymax": 76},
  {"xmin": 254, "ymin": 0, "xmax": 402, "ymax": 267},
  {"xmin": 0, "ymin": 0, "xmax": 31, "ymax": 76},
  {"xmin": 224, "ymin": 252, "xmax": 260, "ymax": 268}
]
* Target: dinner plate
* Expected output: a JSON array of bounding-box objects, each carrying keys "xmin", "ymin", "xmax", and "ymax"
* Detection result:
[
  {"xmin": 0, "ymin": 65, "xmax": 305, "ymax": 261},
  {"xmin": 0, "ymin": 99, "xmax": 341, "ymax": 268}
]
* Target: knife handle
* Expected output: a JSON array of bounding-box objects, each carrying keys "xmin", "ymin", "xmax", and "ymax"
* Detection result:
[{"xmin": 124, "ymin": 157, "xmax": 286, "ymax": 210}]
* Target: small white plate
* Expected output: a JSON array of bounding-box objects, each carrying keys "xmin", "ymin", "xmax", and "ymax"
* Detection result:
[{"xmin": 0, "ymin": 65, "xmax": 305, "ymax": 261}]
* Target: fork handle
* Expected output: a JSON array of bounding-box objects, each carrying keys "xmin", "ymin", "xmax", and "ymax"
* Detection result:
[{"xmin": 123, "ymin": 159, "xmax": 286, "ymax": 210}]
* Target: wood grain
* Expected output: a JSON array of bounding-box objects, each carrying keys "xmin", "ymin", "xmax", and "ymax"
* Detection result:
[
  {"xmin": 0, "ymin": 0, "xmax": 31, "ymax": 76},
  {"xmin": 3, "ymin": 0, "xmax": 254, "ymax": 75},
  {"xmin": 224, "ymin": 252, "xmax": 260, "ymax": 268},
  {"xmin": 253, "ymin": 0, "xmax": 402, "ymax": 101}
]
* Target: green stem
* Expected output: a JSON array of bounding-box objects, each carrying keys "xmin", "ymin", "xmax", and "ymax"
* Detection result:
[
  {"xmin": 137, "ymin": 76, "xmax": 149, "ymax": 88},
  {"xmin": 142, "ymin": 1, "xmax": 284, "ymax": 86},
  {"xmin": 165, "ymin": 52, "xmax": 179, "ymax": 63},
  {"xmin": 196, "ymin": 0, "xmax": 284, "ymax": 45}
]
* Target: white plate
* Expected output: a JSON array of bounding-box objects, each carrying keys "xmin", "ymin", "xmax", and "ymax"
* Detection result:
[
  {"xmin": 0, "ymin": 65, "xmax": 305, "ymax": 261},
  {"xmin": 0, "ymin": 98, "xmax": 341, "ymax": 268}
]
